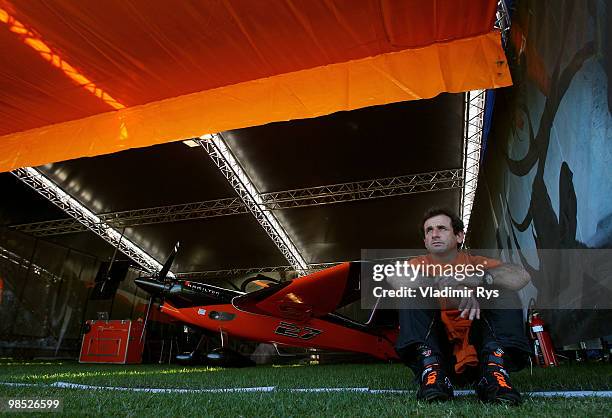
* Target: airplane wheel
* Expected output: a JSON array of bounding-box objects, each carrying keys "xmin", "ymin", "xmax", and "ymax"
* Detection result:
[{"xmin": 206, "ymin": 347, "xmax": 256, "ymax": 368}]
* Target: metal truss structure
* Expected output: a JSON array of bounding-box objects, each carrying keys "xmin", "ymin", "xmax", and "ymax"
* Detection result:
[
  {"xmin": 13, "ymin": 197, "xmax": 248, "ymax": 236},
  {"xmin": 197, "ymin": 134, "xmax": 309, "ymax": 274},
  {"xmin": 11, "ymin": 197, "xmax": 248, "ymax": 237},
  {"xmin": 102, "ymin": 197, "xmax": 247, "ymax": 227},
  {"xmin": 0, "ymin": 245, "xmax": 62, "ymax": 284},
  {"xmin": 261, "ymin": 169, "xmax": 463, "ymax": 209},
  {"xmin": 494, "ymin": 0, "xmax": 512, "ymax": 46},
  {"xmin": 12, "ymin": 168, "xmax": 463, "ymax": 237},
  {"xmin": 11, "ymin": 167, "xmax": 167, "ymax": 274},
  {"xmin": 13, "ymin": 218, "xmax": 87, "ymax": 236},
  {"xmin": 461, "ymin": 89, "xmax": 486, "ymax": 234},
  {"xmin": 175, "ymin": 262, "xmax": 341, "ymax": 280},
  {"xmin": 459, "ymin": 1, "xmax": 511, "ymax": 233}
]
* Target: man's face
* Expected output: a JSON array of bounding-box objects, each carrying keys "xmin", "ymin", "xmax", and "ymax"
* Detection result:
[{"xmin": 423, "ymin": 214, "xmax": 464, "ymax": 255}]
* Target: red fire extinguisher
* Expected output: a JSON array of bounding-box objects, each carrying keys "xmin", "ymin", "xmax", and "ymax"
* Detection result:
[{"xmin": 528, "ymin": 311, "xmax": 558, "ymax": 367}]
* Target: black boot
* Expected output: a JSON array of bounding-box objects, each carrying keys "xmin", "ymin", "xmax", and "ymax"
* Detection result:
[
  {"xmin": 476, "ymin": 347, "xmax": 522, "ymax": 405},
  {"xmin": 415, "ymin": 344, "xmax": 453, "ymax": 402}
]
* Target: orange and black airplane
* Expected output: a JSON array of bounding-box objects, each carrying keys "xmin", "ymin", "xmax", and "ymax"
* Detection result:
[{"xmin": 135, "ymin": 243, "xmax": 399, "ymax": 365}]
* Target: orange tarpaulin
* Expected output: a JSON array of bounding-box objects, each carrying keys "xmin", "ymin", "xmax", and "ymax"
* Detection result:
[{"xmin": 0, "ymin": 0, "xmax": 511, "ymax": 172}]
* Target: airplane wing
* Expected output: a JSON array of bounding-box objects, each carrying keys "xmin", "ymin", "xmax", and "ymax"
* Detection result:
[{"xmin": 232, "ymin": 262, "xmax": 361, "ymax": 321}]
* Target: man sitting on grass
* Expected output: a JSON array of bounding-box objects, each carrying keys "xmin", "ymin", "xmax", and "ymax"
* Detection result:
[{"xmin": 395, "ymin": 208, "xmax": 532, "ymax": 405}]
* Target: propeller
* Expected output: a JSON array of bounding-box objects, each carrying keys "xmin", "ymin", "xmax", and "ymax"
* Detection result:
[
  {"xmin": 139, "ymin": 242, "xmax": 180, "ymax": 344},
  {"xmin": 159, "ymin": 241, "xmax": 179, "ymax": 283}
]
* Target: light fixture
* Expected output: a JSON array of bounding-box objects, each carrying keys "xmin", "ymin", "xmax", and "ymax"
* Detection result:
[{"xmin": 182, "ymin": 139, "xmax": 199, "ymax": 148}]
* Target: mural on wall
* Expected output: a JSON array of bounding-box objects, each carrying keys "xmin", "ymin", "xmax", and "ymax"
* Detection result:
[{"xmin": 469, "ymin": 0, "xmax": 612, "ymax": 345}]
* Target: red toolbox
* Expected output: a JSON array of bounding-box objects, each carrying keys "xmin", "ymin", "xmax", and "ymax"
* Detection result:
[{"xmin": 79, "ymin": 320, "xmax": 144, "ymax": 364}]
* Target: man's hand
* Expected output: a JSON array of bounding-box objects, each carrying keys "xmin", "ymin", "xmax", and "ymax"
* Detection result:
[
  {"xmin": 431, "ymin": 263, "xmax": 531, "ymax": 291},
  {"xmin": 436, "ymin": 277, "xmax": 481, "ymax": 320},
  {"xmin": 458, "ymin": 294, "xmax": 480, "ymax": 320}
]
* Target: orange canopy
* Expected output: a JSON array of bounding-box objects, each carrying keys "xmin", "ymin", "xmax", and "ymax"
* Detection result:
[{"xmin": 0, "ymin": 0, "xmax": 511, "ymax": 172}]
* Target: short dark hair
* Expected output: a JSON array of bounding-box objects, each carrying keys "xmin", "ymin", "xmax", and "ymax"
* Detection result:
[{"xmin": 419, "ymin": 207, "xmax": 464, "ymax": 238}]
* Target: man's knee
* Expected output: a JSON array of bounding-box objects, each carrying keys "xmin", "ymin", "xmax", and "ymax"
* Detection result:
[
  {"xmin": 482, "ymin": 308, "xmax": 527, "ymax": 342},
  {"xmin": 472, "ymin": 308, "xmax": 531, "ymax": 371}
]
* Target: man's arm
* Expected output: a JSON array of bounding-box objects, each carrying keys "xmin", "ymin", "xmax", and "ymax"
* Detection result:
[
  {"xmin": 486, "ymin": 263, "xmax": 530, "ymax": 291},
  {"xmin": 440, "ymin": 262, "xmax": 530, "ymax": 290}
]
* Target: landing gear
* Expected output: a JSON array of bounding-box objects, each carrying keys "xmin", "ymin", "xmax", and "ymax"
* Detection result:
[
  {"xmin": 205, "ymin": 347, "xmax": 255, "ymax": 368},
  {"xmin": 175, "ymin": 328, "xmax": 255, "ymax": 367}
]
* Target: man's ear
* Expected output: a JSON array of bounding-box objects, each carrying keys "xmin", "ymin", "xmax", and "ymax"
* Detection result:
[{"xmin": 456, "ymin": 231, "xmax": 465, "ymax": 244}]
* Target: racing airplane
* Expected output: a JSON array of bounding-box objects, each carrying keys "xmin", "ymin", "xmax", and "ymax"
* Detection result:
[{"xmin": 135, "ymin": 243, "xmax": 399, "ymax": 365}]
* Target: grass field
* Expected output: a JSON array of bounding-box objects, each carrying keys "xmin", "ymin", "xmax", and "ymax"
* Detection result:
[{"xmin": 0, "ymin": 359, "xmax": 610, "ymax": 416}]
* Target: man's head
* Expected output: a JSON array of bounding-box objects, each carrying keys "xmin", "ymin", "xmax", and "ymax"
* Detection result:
[{"xmin": 420, "ymin": 208, "xmax": 464, "ymax": 257}]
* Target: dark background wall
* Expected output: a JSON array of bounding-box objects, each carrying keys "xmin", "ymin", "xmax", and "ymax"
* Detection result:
[{"xmin": 0, "ymin": 229, "xmax": 147, "ymax": 357}]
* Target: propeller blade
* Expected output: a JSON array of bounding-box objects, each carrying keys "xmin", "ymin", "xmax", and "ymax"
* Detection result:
[
  {"xmin": 138, "ymin": 241, "xmax": 180, "ymax": 344},
  {"xmin": 158, "ymin": 241, "xmax": 179, "ymax": 281}
]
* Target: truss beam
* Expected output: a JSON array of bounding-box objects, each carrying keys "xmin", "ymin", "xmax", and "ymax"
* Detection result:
[
  {"xmin": 10, "ymin": 168, "xmax": 168, "ymax": 274},
  {"xmin": 13, "ymin": 168, "xmax": 463, "ymax": 237},
  {"xmin": 263, "ymin": 169, "xmax": 463, "ymax": 209},
  {"xmin": 494, "ymin": 0, "xmax": 512, "ymax": 46},
  {"xmin": 460, "ymin": 1, "xmax": 509, "ymax": 233},
  {"xmin": 0, "ymin": 245, "xmax": 62, "ymax": 283},
  {"xmin": 197, "ymin": 134, "xmax": 309, "ymax": 274},
  {"xmin": 461, "ymin": 89, "xmax": 486, "ymax": 233},
  {"xmin": 175, "ymin": 262, "xmax": 341, "ymax": 280}
]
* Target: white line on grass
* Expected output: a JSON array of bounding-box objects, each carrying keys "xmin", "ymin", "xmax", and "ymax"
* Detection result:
[
  {"xmin": 0, "ymin": 381, "xmax": 274, "ymax": 393},
  {"xmin": 51, "ymin": 382, "xmax": 275, "ymax": 393},
  {"xmin": 0, "ymin": 382, "xmax": 42, "ymax": 387},
  {"xmin": 291, "ymin": 388, "xmax": 369, "ymax": 392},
  {"xmin": 1, "ymin": 382, "xmax": 611, "ymax": 397}
]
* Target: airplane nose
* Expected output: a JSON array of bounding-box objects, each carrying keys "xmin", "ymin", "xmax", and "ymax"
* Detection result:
[{"xmin": 134, "ymin": 278, "xmax": 166, "ymax": 295}]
